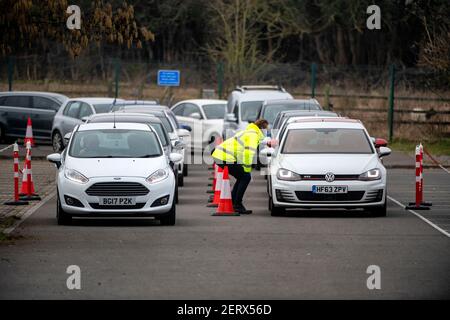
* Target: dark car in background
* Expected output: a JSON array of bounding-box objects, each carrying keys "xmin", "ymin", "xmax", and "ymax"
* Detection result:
[
  {"xmin": 257, "ymin": 99, "xmax": 322, "ymax": 127},
  {"xmin": 0, "ymin": 91, "xmax": 68, "ymax": 142}
]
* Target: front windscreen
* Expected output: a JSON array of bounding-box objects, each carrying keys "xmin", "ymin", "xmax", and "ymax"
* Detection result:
[
  {"xmin": 203, "ymin": 104, "xmax": 226, "ymax": 119},
  {"xmin": 263, "ymin": 103, "xmax": 320, "ymax": 125},
  {"xmin": 282, "ymin": 128, "xmax": 373, "ymax": 154},
  {"xmin": 69, "ymin": 129, "xmax": 162, "ymax": 158},
  {"xmin": 240, "ymin": 101, "xmax": 263, "ymax": 122}
]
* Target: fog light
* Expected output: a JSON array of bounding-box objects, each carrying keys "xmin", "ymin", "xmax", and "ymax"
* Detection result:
[
  {"xmin": 151, "ymin": 195, "xmax": 170, "ymax": 207},
  {"xmin": 64, "ymin": 195, "xmax": 84, "ymax": 207}
]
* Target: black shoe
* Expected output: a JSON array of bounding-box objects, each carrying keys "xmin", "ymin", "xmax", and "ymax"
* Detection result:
[{"xmin": 234, "ymin": 204, "xmax": 252, "ymax": 214}]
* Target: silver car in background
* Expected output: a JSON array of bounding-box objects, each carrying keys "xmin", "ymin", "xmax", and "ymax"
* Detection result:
[{"xmin": 51, "ymin": 98, "xmax": 123, "ymax": 152}]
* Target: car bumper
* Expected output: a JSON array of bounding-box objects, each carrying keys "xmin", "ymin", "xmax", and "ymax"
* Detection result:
[
  {"xmin": 271, "ymin": 178, "xmax": 386, "ymax": 208},
  {"xmin": 58, "ymin": 174, "xmax": 175, "ymax": 216}
]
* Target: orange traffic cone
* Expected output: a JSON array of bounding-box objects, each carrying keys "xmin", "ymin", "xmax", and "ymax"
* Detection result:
[
  {"xmin": 19, "ymin": 141, "xmax": 40, "ymax": 201},
  {"xmin": 207, "ymin": 165, "xmax": 223, "ymax": 207},
  {"xmin": 207, "ymin": 163, "xmax": 217, "ymax": 194},
  {"xmin": 212, "ymin": 166, "xmax": 239, "ymax": 216},
  {"xmin": 24, "ymin": 117, "xmax": 35, "ymax": 147}
]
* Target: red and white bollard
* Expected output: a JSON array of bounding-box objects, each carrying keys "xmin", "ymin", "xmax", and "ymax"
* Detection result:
[
  {"xmin": 406, "ymin": 143, "xmax": 432, "ymax": 210},
  {"xmin": 19, "ymin": 141, "xmax": 41, "ymax": 201},
  {"xmin": 4, "ymin": 143, "xmax": 29, "ymax": 206}
]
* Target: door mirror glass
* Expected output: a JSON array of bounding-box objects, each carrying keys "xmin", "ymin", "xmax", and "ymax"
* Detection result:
[
  {"xmin": 225, "ymin": 113, "xmax": 237, "ymax": 122},
  {"xmin": 378, "ymin": 146, "xmax": 391, "ymax": 157},
  {"xmin": 169, "ymin": 153, "xmax": 183, "ymax": 163},
  {"xmin": 47, "ymin": 153, "xmax": 62, "ymax": 168},
  {"xmin": 64, "ymin": 132, "xmax": 72, "ymax": 144}
]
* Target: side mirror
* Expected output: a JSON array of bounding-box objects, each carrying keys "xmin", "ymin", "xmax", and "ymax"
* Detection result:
[
  {"xmin": 180, "ymin": 124, "xmax": 192, "ymax": 132},
  {"xmin": 375, "ymin": 138, "xmax": 388, "ymax": 148},
  {"xmin": 81, "ymin": 116, "xmax": 89, "ymax": 122},
  {"xmin": 225, "ymin": 113, "xmax": 237, "ymax": 123},
  {"xmin": 189, "ymin": 112, "xmax": 202, "ymax": 120},
  {"xmin": 64, "ymin": 132, "xmax": 72, "ymax": 144},
  {"xmin": 47, "ymin": 153, "xmax": 62, "ymax": 168},
  {"xmin": 172, "ymin": 139, "xmax": 185, "ymax": 149},
  {"xmin": 378, "ymin": 146, "xmax": 391, "ymax": 158},
  {"xmin": 176, "ymin": 128, "xmax": 190, "ymax": 138},
  {"xmin": 260, "ymin": 147, "xmax": 275, "ymax": 158},
  {"xmin": 169, "ymin": 153, "xmax": 183, "ymax": 163}
]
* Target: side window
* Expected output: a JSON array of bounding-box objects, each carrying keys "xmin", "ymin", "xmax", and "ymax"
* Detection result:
[
  {"xmin": 0, "ymin": 97, "xmax": 5, "ymax": 104},
  {"xmin": 78, "ymin": 103, "xmax": 93, "ymax": 119},
  {"xmin": 33, "ymin": 96, "xmax": 60, "ymax": 111},
  {"xmin": 183, "ymin": 103, "xmax": 202, "ymax": 118},
  {"xmin": 64, "ymin": 102, "xmax": 81, "ymax": 118},
  {"xmin": 172, "ymin": 104, "xmax": 185, "ymax": 116},
  {"xmin": 3, "ymin": 96, "xmax": 31, "ymax": 108}
]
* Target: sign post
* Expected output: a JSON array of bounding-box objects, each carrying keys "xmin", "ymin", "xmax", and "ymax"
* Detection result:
[{"xmin": 157, "ymin": 70, "xmax": 181, "ymax": 87}]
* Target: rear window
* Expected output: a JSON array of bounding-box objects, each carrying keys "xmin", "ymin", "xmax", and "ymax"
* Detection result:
[
  {"xmin": 203, "ymin": 104, "xmax": 226, "ymax": 119},
  {"xmin": 282, "ymin": 128, "xmax": 374, "ymax": 154},
  {"xmin": 93, "ymin": 103, "xmax": 113, "ymax": 113},
  {"xmin": 69, "ymin": 129, "xmax": 162, "ymax": 158},
  {"xmin": 240, "ymin": 101, "xmax": 263, "ymax": 122},
  {"xmin": 263, "ymin": 103, "xmax": 320, "ymax": 125}
]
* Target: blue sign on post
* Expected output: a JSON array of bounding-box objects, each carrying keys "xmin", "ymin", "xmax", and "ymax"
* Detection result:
[{"xmin": 157, "ymin": 70, "xmax": 180, "ymax": 86}]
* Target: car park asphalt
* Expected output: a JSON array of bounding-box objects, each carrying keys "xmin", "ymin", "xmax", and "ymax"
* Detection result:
[{"xmin": 0, "ymin": 164, "xmax": 449, "ymax": 299}]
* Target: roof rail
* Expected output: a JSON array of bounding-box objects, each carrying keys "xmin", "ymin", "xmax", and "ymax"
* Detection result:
[{"xmin": 234, "ymin": 85, "xmax": 286, "ymax": 93}]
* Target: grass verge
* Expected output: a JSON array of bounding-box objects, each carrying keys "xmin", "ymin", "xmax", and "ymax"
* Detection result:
[{"xmin": 390, "ymin": 138, "xmax": 450, "ymax": 156}]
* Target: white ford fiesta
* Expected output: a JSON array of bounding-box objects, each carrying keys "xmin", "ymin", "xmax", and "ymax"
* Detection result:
[
  {"xmin": 264, "ymin": 118, "xmax": 391, "ymax": 217},
  {"xmin": 47, "ymin": 122, "xmax": 182, "ymax": 225}
]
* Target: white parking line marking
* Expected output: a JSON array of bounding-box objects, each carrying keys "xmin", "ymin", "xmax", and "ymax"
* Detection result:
[
  {"xmin": 388, "ymin": 196, "xmax": 450, "ymax": 238},
  {"xmin": 3, "ymin": 190, "xmax": 57, "ymax": 235},
  {"xmin": 0, "ymin": 144, "xmax": 14, "ymax": 153}
]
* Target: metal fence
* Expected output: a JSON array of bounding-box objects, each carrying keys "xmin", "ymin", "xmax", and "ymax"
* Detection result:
[{"xmin": 1, "ymin": 55, "xmax": 449, "ymax": 141}]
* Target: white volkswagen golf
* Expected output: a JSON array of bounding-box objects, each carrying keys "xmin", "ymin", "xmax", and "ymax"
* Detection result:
[
  {"xmin": 47, "ymin": 122, "xmax": 182, "ymax": 225},
  {"xmin": 264, "ymin": 118, "xmax": 391, "ymax": 217}
]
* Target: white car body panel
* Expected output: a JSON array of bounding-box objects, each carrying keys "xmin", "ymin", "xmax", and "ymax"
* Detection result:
[
  {"xmin": 57, "ymin": 122, "xmax": 175, "ymax": 215},
  {"xmin": 267, "ymin": 119, "xmax": 387, "ymax": 209}
]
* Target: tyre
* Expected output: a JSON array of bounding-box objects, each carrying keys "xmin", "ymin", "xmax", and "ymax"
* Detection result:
[
  {"xmin": 52, "ymin": 131, "xmax": 64, "ymax": 153},
  {"xmin": 57, "ymin": 191, "xmax": 72, "ymax": 225},
  {"xmin": 269, "ymin": 196, "xmax": 285, "ymax": 216},
  {"xmin": 368, "ymin": 199, "xmax": 387, "ymax": 217},
  {"xmin": 160, "ymin": 200, "xmax": 176, "ymax": 226},
  {"xmin": 178, "ymin": 171, "xmax": 184, "ymax": 187},
  {"xmin": 183, "ymin": 163, "xmax": 188, "ymax": 177},
  {"xmin": 0, "ymin": 124, "xmax": 4, "ymax": 142},
  {"xmin": 175, "ymin": 185, "xmax": 179, "ymax": 204}
]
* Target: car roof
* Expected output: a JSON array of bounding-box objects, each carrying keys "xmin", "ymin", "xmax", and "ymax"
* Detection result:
[
  {"xmin": 236, "ymin": 91, "xmax": 293, "ymax": 102},
  {"xmin": 67, "ymin": 97, "xmax": 121, "ymax": 104},
  {"xmin": 0, "ymin": 91, "xmax": 69, "ymax": 100},
  {"xmin": 175, "ymin": 99, "xmax": 227, "ymax": 106},
  {"xmin": 286, "ymin": 118, "xmax": 364, "ymax": 130},
  {"xmin": 264, "ymin": 99, "xmax": 319, "ymax": 106},
  {"xmin": 116, "ymin": 107, "xmax": 166, "ymax": 116},
  {"xmin": 77, "ymin": 122, "xmax": 153, "ymax": 132},
  {"xmin": 285, "ymin": 111, "xmax": 339, "ymax": 120},
  {"xmin": 88, "ymin": 113, "xmax": 162, "ymax": 123}
]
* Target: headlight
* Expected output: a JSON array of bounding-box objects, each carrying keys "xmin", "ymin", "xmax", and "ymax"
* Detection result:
[
  {"xmin": 146, "ymin": 168, "xmax": 169, "ymax": 184},
  {"xmin": 359, "ymin": 168, "xmax": 381, "ymax": 181},
  {"xmin": 276, "ymin": 168, "xmax": 301, "ymax": 181},
  {"xmin": 64, "ymin": 168, "xmax": 89, "ymax": 184}
]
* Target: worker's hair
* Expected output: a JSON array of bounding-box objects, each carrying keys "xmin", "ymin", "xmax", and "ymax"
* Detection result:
[{"xmin": 254, "ymin": 119, "xmax": 269, "ymax": 129}]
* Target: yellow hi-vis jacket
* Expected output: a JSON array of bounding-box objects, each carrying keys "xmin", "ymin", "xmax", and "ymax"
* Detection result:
[{"xmin": 212, "ymin": 123, "xmax": 264, "ymax": 173}]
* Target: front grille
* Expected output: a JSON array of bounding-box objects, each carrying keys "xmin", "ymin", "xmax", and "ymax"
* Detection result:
[
  {"xmin": 295, "ymin": 191, "xmax": 365, "ymax": 202},
  {"xmin": 85, "ymin": 182, "xmax": 149, "ymax": 196},
  {"xmin": 300, "ymin": 174, "xmax": 360, "ymax": 181},
  {"xmin": 89, "ymin": 203, "xmax": 146, "ymax": 210}
]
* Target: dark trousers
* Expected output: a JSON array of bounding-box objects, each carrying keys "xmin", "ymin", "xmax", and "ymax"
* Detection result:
[{"xmin": 215, "ymin": 163, "xmax": 251, "ymax": 205}]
